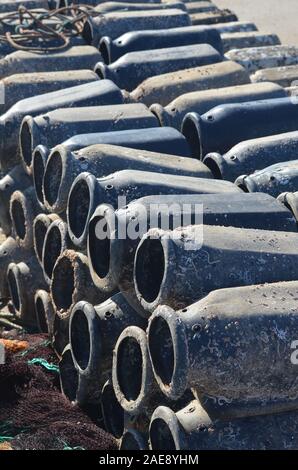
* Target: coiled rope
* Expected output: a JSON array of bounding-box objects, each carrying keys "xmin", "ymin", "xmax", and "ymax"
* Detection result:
[{"xmin": 0, "ymin": 4, "xmax": 96, "ymax": 52}]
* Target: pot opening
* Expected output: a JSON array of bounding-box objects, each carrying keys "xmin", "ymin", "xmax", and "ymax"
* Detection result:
[
  {"xmin": 88, "ymin": 215, "xmax": 110, "ymax": 279},
  {"xmin": 52, "ymin": 256, "xmax": 75, "ymax": 311},
  {"xmin": 150, "ymin": 418, "xmax": 177, "ymax": 450},
  {"xmin": 101, "ymin": 382, "xmax": 124, "ymax": 438},
  {"xmin": 44, "ymin": 151, "xmax": 63, "ymax": 207},
  {"xmin": 135, "ymin": 238, "xmax": 165, "ymax": 303},
  {"xmin": 203, "ymin": 156, "xmax": 223, "ymax": 179},
  {"xmin": 33, "ymin": 149, "xmax": 46, "ymax": 203},
  {"xmin": 149, "ymin": 316, "xmax": 174, "ymax": 387},
  {"xmin": 7, "ymin": 268, "xmax": 20, "ymax": 312},
  {"xmin": 20, "ymin": 120, "xmax": 32, "ymax": 167},
  {"xmin": 44, "ymin": 225, "xmax": 62, "ymax": 280},
  {"xmin": 99, "ymin": 39, "xmax": 111, "ymax": 65},
  {"xmin": 11, "ymin": 199, "xmax": 26, "ymax": 240},
  {"xmin": 35, "ymin": 296, "xmax": 48, "ymax": 333},
  {"xmin": 70, "ymin": 308, "xmax": 91, "ymax": 371},
  {"xmin": 116, "ymin": 336, "xmax": 143, "ymax": 401},
  {"xmin": 182, "ymin": 116, "xmax": 201, "ymax": 160},
  {"xmin": 34, "ymin": 217, "xmax": 48, "ymax": 263},
  {"xmin": 68, "ymin": 178, "xmax": 91, "ymax": 239},
  {"xmin": 59, "ymin": 348, "xmax": 79, "ymax": 402}
]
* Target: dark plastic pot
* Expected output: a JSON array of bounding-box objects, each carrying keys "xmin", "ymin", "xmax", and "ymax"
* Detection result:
[
  {"xmin": 147, "ymin": 281, "xmax": 298, "ymax": 411},
  {"xmin": 59, "ymin": 127, "xmax": 192, "ymax": 156},
  {"xmin": 32, "ymin": 145, "xmax": 51, "ymax": 210},
  {"xmin": 95, "ymin": 43, "xmax": 221, "ymax": 92},
  {"xmin": 112, "ymin": 325, "xmax": 195, "ymax": 418},
  {"xmin": 7, "ymin": 256, "xmax": 47, "ymax": 326},
  {"xmin": 10, "ymin": 187, "xmax": 41, "ymax": 249},
  {"xmin": 150, "ymin": 400, "xmax": 298, "ymax": 450},
  {"xmin": 210, "ymin": 21, "xmax": 257, "ymax": 34},
  {"xmin": 18, "ymin": 80, "xmax": 132, "ymax": 174},
  {"xmin": 69, "ymin": 293, "xmax": 146, "ymax": 404},
  {"xmin": 69, "ymin": 169, "xmax": 240, "ymax": 249},
  {"xmin": 33, "ymin": 213, "xmax": 59, "ymax": 267},
  {"xmin": 0, "ymin": 237, "xmax": 32, "ymax": 298},
  {"xmin": 44, "ymin": 143, "xmax": 211, "ymax": 213},
  {"xmin": 34, "ymin": 289, "xmax": 55, "ymax": 337},
  {"xmin": 0, "ymin": 79, "xmax": 128, "ymax": 172},
  {"xmin": 134, "ymin": 224, "xmax": 298, "ymax": 313},
  {"xmin": 251, "ymin": 64, "xmax": 298, "ymax": 87},
  {"xmin": 101, "ymin": 380, "xmax": 125, "ymax": 439},
  {"xmin": 182, "ymin": 97, "xmax": 298, "ymax": 160},
  {"xmin": 59, "ymin": 344, "xmax": 79, "ymax": 403},
  {"xmin": 203, "ymin": 130, "xmax": 298, "ymax": 182},
  {"xmin": 130, "ymin": 60, "xmax": 250, "ymax": 106},
  {"xmin": 278, "ymin": 191, "xmax": 298, "ymax": 224},
  {"xmin": 0, "ymin": 46, "xmax": 101, "ymax": 80},
  {"xmin": 151, "ymin": 81, "xmax": 286, "ymax": 129},
  {"xmin": 0, "ymin": 165, "xmax": 31, "ymax": 236},
  {"xmin": 235, "ymin": 160, "xmax": 298, "ymax": 198},
  {"xmin": 0, "ymin": 69, "xmax": 99, "ymax": 114},
  {"xmin": 20, "ymin": 103, "xmax": 159, "ymax": 174},
  {"xmin": 93, "ymin": 1, "xmax": 187, "ymax": 14},
  {"xmin": 222, "ymin": 32, "xmax": 280, "ymax": 53},
  {"xmin": 51, "ymin": 249, "xmax": 107, "ymax": 319},
  {"xmin": 226, "ymin": 45, "xmax": 298, "ymax": 73},
  {"xmin": 82, "ymin": 9, "xmax": 191, "ymax": 46},
  {"xmin": 191, "ymin": 9, "xmax": 237, "ymax": 25},
  {"xmin": 99, "ymin": 25, "xmax": 223, "ymax": 64},
  {"xmin": 42, "ymin": 217, "xmax": 71, "ymax": 285}
]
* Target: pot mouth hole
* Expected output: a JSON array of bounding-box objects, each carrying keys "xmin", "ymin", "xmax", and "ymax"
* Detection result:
[
  {"xmin": 116, "ymin": 336, "xmax": 143, "ymax": 402},
  {"xmin": 11, "ymin": 199, "xmax": 26, "ymax": 240},
  {"xmin": 150, "ymin": 418, "xmax": 176, "ymax": 451},
  {"xmin": 44, "ymin": 151, "xmax": 63, "ymax": 207},
  {"xmin": 203, "ymin": 156, "xmax": 222, "ymax": 179},
  {"xmin": 20, "ymin": 120, "xmax": 32, "ymax": 167},
  {"xmin": 60, "ymin": 349, "xmax": 79, "ymax": 402},
  {"xmin": 70, "ymin": 308, "xmax": 91, "ymax": 370},
  {"xmin": 99, "ymin": 39, "xmax": 110, "ymax": 65},
  {"xmin": 68, "ymin": 178, "xmax": 91, "ymax": 239},
  {"xmin": 88, "ymin": 215, "xmax": 110, "ymax": 279},
  {"xmin": 237, "ymin": 182, "xmax": 249, "ymax": 192},
  {"xmin": 94, "ymin": 62, "xmax": 106, "ymax": 79},
  {"xmin": 81, "ymin": 19, "xmax": 93, "ymax": 44},
  {"xmin": 34, "ymin": 219, "xmax": 48, "ymax": 263},
  {"xmin": 52, "ymin": 257, "xmax": 75, "ymax": 311},
  {"xmin": 135, "ymin": 238, "xmax": 165, "ymax": 303},
  {"xmin": 101, "ymin": 382, "xmax": 124, "ymax": 438},
  {"xmin": 182, "ymin": 116, "xmax": 201, "ymax": 159},
  {"xmin": 149, "ymin": 316, "xmax": 174, "ymax": 387},
  {"xmin": 44, "ymin": 225, "xmax": 62, "ymax": 280},
  {"xmin": 35, "ymin": 296, "xmax": 48, "ymax": 333},
  {"xmin": 33, "ymin": 150, "xmax": 46, "ymax": 203},
  {"xmin": 8, "ymin": 268, "xmax": 20, "ymax": 312}
]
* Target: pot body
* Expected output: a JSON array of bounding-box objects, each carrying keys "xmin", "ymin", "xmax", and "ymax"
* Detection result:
[
  {"xmin": 96, "ymin": 43, "xmax": 222, "ymax": 92},
  {"xmin": 99, "ymin": 25, "xmax": 223, "ymax": 64},
  {"xmin": 130, "ymin": 60, "xmax": 250, "ymax": 106}
]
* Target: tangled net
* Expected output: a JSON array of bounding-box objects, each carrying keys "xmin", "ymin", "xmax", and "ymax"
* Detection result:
[
  {"xmin": 0, "ymin": 334, "xmax": 117, "ymax": 450},
  {"xmin": 0, "ymin": 5, "xmax": 96, "ymax": 52}
]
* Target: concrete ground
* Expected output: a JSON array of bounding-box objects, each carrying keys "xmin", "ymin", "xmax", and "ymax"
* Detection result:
[{"xmin": 214, "ymin": 0, "xmax": 298, "ymax": 45}]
